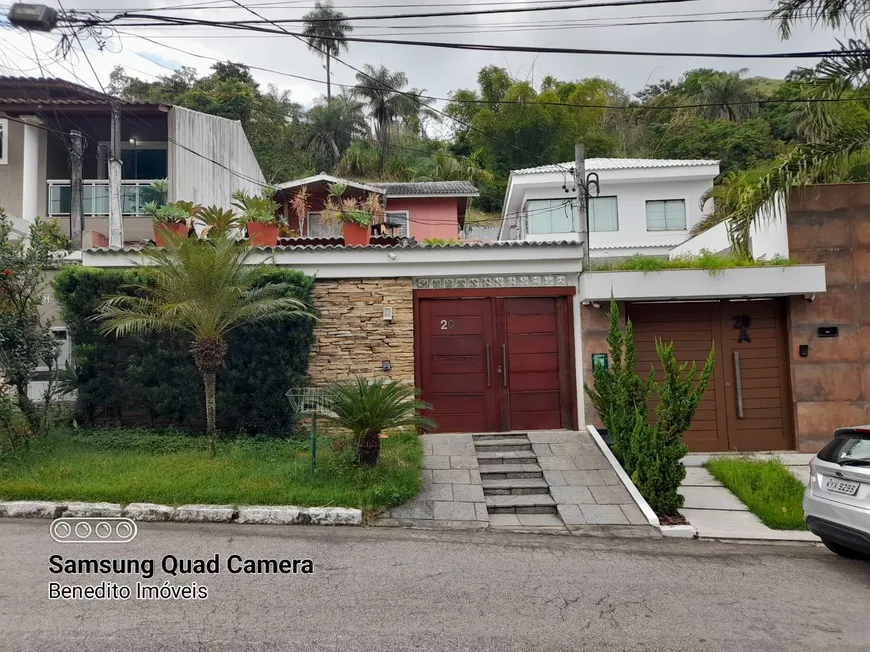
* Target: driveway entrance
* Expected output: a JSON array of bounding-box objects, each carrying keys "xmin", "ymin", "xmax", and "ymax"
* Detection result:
[{"xmin": 627, "ymin": 299, "xmax": 794, "ymax": 451}]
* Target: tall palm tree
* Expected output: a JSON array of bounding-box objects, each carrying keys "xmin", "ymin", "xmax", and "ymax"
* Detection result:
[
  {"xmin": 693, "ymin": 69, "xmax": 758, "ymax": 122},
  {"xmin": 94, "ymin": 234, "xmax": 316, "ymax": 453},
  {"xmin": 302, "ymin": 0, "xmax": 352, "ymax": 101},
  {"xmin": 722, "ymin": 1, "xmax": 870, "ymax": 253},
  {"xmin": 354, "ymin": 64, "xmax": 422, "ymax": 171},
  {"xmin": 305, "ymin": 92, "xmax": 369, "ymax": 169}
]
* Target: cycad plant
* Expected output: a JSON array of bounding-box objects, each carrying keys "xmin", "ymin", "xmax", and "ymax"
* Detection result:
[
  {"xmin": 93, "ymin": 233, "xmax": 316, "ymax": 454},
  {"xmin": 197, "ymin": 206, "xmax": 240, "ymax": 239},
  {"xmin": 323, "ymin": 377, "xmax": 435, "ymax": 466}
]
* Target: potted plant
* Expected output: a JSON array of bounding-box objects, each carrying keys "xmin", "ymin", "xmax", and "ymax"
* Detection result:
[
  {"xmin": 322, "ymin": 183, "xmax": 381, "ymax": 247},
  {"xmin": 197, "ymin": 206, "xmax": 240, "ymax": 240},
  {"xmin": 232, "ymin": 189, "xmax": 281, "ymax": 247},
  {"xmin": 144, "ymin": 202, "xmax": 198, "ymax": 246}
]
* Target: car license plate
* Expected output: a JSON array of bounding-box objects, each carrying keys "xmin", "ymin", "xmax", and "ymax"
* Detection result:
[{"xmin": 824, "ymin": 477, "xmax": 860, "ymax": 496}]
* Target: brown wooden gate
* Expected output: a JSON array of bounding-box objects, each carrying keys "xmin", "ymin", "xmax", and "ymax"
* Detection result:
[
  {"xmin": 627, "ymin": 300, "xmax": 794, "ymax": 452},
  {"xmin": 417, "ymin": 294, "xmax": 575, "ymax": 433}
]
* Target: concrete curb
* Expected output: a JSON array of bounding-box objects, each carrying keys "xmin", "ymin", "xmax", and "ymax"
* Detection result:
[
  {"xmin": 586, "ymin": 426, "xmax": 661, "ymax": 527},
  {"xmin": 0, "ymin": 501, "xmax": 362, "ymax": 526},
  {"xmin": 587, "ymin": 426, "xmax": 701, "ymax": 540}
]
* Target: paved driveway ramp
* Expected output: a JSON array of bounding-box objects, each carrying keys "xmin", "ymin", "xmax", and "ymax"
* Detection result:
[{"xmin": 376, "ymin": 430, "xmax": 659, "ymax": 538}]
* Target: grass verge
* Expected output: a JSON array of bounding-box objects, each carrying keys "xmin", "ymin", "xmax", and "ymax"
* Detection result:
[
  {"xmin": 705, "ymin": 457, "xmax": 807, "ymax": 530},
  {"xmin": 0, "ymin": 427, "xmax": 423, "ymax": 512}
]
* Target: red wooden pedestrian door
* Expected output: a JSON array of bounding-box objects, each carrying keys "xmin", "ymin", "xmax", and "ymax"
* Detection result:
[{"xmin": 418, "ymin": 296, "xmax": 573, "ymax": 433}]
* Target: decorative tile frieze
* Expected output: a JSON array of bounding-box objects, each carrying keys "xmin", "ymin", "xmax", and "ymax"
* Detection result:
[{"xmin": 413, "ymin": 274, "xmax": 569, "ymax": 290}]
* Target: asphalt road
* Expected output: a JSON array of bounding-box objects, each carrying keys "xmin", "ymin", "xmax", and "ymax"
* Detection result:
[{"xmin": 1, "ymin": 520, "xmax": 868, "ymax": 652}]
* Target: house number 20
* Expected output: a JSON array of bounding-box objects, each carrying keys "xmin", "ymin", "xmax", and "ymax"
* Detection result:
[{"xmin": 440, "ymin": 319, "xmax": 455, "ymax": 330}]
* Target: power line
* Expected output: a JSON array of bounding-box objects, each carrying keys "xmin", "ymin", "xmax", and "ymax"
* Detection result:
[
  {"xmin": 110, "ymin": 30, "xmax": 870, "ymax": 113},
  {"xmin": 74, "ymin": 0, "xmax": 706, "ymax": 26},
  {"xmin": 88, "ymin": 13, "xmax": 863, "ymax": 60},
  {"xmin": 220, "ymin": 0, "xmax": 575, "ymax": 178}
]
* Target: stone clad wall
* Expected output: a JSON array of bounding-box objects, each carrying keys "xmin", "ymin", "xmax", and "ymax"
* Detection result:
[
  {"xmin": 308, "ymin": 278, "xmax": 415, "ymax": 386},
  {"xmin": 787, "ymin": 184, "xmax": 870, "ymax": 451},
  {"xmin": 580, "ymin": 302, "xmax": 626, "ymax": 430}
]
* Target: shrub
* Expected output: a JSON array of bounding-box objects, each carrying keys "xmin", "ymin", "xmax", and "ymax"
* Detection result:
[
  {"xmin": 630, "ymin": 339, "xmax": 715, "ymax": 515},
  {"xmin": 584, "ymin": 299, "xmax": 653, "ymax": 476},
  {"xmin": 52, "ymin": 266, "xmax": 315, "ymax": 436}
]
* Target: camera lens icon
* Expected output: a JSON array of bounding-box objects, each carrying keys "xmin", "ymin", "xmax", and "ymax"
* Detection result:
[{"xmin": 50, "ymin": 518, "xmax": 138, "ymax": 544}]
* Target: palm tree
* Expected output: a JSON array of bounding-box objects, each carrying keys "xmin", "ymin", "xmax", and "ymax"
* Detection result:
[
  {"xmin": 94, "ymin": 233, "xmax": 316, "ymax": 454},
  {"xmin": 323, "ymin": 377, "xmax": 435, "ymax": 466},
  {"xmin": 354, "ymin": 64, "xmax": 422, "ymax": 171},
  {"xmin": 693, "ymin": 69, "xmax": 758, "ymax": 122},
  {"xmin": 305, "ymin": 92, "xmax": 369, "ymax": 168},
  {"xmin": 410, "ymin": 147, "xmax": 494, "ymax": 184},
  {"xmin": 721, "ymin": 1, "xmax": 870, "ymax": 253},
  {"xmin": 302, "ymin": 0, "xmax": 352, "ymax": 101}
]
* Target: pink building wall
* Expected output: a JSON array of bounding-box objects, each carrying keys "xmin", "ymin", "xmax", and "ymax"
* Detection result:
[{"xmin": 385, "ymin": 197, "xmax": 461, "ymax": 241}]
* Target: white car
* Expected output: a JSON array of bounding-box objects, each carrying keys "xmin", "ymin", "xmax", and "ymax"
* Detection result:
[{"xmin": 804, "ymin": 426, "xmax": 870, "ymax": 560}]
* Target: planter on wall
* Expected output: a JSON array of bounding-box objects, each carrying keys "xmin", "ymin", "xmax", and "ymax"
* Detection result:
[
  {"xmin": 247, "ymin": 222, "xmax": 279, "ymax": 247},
  {"xmin": 154, "ymin": 222, "xmax": 189, "ymax": 247},
  {"xmin": 342, "ymin": 222, "xmax": 370, "ymax": 247}
]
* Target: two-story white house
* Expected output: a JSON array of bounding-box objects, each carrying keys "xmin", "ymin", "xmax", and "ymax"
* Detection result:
[{"xmin": 499, "ymin": 158, "xmax": 721, "ymax": 257}]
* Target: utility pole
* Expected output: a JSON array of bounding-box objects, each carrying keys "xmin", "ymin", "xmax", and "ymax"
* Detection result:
[
  {"xmin": 69, "ymin": 130, "xmax": 84, "ymax": 251},
  {"xmin": 108, "ymin": 105, "xmax": 123, "ymax": 247},
  {"xmin": 575, "ymin": 143, "xmax": 589, "ymax": 271}
]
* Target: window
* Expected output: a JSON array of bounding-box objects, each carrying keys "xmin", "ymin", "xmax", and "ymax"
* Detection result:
[
  {"xmin": 307, "ymin": 212, "xmax": 341, "ymax": 238},
  {"xmin": 384, "ymin": 210, "xmax": 409, "ymax": 237},
  {"xmin": 35, "ymin": 328, "xmax": 71, "ymax": 372},
  {"xmin": 0, "ymin": 118, "xmax": 8, "ymax": 165},
  {"xmin": 646, "ymin": 199, "xmax": 686, "ymax": 231},
  {"xmin": 589, "ymin": 196, "xmax": 618, "ymax": 232},
  {"xmin": 525, "ymin": 199, "xmax": 576, "ymax": 235}
]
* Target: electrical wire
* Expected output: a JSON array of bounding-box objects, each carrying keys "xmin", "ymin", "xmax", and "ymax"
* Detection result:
[{"xmin": 110, "ymin": 30, "xmax": 870, "ymax": 112}]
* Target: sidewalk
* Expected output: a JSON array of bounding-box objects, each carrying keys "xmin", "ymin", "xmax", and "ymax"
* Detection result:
[{"xmin": 679, "ymin": 454, "xmax": 819, "ymax": 543}]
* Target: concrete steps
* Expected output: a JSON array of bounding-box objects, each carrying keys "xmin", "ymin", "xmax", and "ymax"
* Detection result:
[
  {"xmin": 477, "ymin": 464, "xmax": 543, "ymax": 479},
  {"xmin": 473, "ymin": 438, "xmax": 533, "ymax": 452},
  {"xmin": 485, "ymin": 493, "xmax": 557, "ymax": 515},
  {"xmin": 481, "ymin": 478, "xmax": 549, "ymax": 496},
  {"xmin": 475, "ymin": 450, "xmax": 538, "ymax": 465}
]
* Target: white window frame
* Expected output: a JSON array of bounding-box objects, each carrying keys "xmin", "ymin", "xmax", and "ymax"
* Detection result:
[
  {"xmin": 589, "ymin": 196, "xmax": 618, "ymax": 232},
  {"xmin": 524, "ymin": 198, "xmax": 576, "ymax": 235},
  {"xmin": 645, "ymin": 199, "xmax": 687, "ymax": 232},
  {"xmin": 384, "ymin": 210, "xmax": 410, "ymax": 237},
  {"xmin": 35, "ymin": 327, "xmax": 71, "ymax": 372},
  {"xmin": 0, "ymin": 118, "xmax": 8, "ymax": 165},
  {"xmin": 306, "ymin": 211, "xmax": 341, "ymax": 238}
]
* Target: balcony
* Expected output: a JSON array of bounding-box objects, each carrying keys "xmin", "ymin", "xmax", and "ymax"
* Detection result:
[{"xmin": 47, "ymin": 179, "xmax": 160, "ymax": 218}]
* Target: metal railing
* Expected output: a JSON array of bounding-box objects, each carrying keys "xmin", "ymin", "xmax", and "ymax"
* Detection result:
[{"xmin": 46, "ymin": 179, "xmax": 160, "ymax": 218}]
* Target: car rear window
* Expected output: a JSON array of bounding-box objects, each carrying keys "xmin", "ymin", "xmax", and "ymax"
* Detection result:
[{"xmin": 818, "ymin": 431, "xmax": 870, "ymax": 463}]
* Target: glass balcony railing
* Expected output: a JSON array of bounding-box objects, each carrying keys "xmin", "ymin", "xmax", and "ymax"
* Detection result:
[{"xmin": 47, "ymin": 180, "xmax": 161, "ymax": 218}]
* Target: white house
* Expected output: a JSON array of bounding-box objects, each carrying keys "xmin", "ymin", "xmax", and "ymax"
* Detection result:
[{"xmin": 500, "ymin": 158, "xmax": 720, "ymax": 257}]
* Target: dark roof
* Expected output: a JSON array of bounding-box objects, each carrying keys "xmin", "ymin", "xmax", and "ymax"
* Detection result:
[
  {"xmin": 0, "ymin": 76, "xmax": 162, "ymax": 110},
  {"xmin": 378, "ymin": 181, "xmax": 479, "ymax": 197}
]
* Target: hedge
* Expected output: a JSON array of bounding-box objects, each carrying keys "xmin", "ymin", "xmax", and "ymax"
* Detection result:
[{"xmin": 52, "ymin": 266, "xmax": 316, "ymax": 436}]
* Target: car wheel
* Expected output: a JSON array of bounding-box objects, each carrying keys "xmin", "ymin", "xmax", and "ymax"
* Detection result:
[{"xmin": 822, "ymin": 539, "xmax": 870, "ymax": 560}]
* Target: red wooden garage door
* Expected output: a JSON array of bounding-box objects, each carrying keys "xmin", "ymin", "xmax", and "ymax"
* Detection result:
[
  {"xmin": 418, "ymin": 296, "xmax": 574, "ymax": 433},
  {"xmin": 627, "ymin": 300, "xmax": 793, "ymax": 452}
]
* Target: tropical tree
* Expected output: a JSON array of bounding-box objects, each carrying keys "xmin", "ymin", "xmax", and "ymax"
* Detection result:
[
  {"xmin": 720, "ymin": 1, "xmax": 870, "ymax": 253},
  {"xmin": 410, "ymin": 147, "xmax": 494, "ymax": 184},
  {"xmin": 302, "ymin": 0, "xmax": 353, "ymax": 100},
  {"xmin": 305, "ymin": 93, "xmax": 369, "ymax": 169},
  {"xmin": 354, "ymin": 64, "xmax": 428, "ymax": 170},
  {"xmin": 94, "ymin": 234, "xmax": 316, "ymax": 454},
  {"xmin": 691, "ymin": 69, "xmax": 759, "ymax": 122},
  {"xmin": 323, "ymin": 376, "xmax": 435, "ymax": 466}
]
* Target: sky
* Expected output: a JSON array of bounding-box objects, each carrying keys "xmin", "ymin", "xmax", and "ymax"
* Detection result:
[{"xmin": 0, "ymin": 0, "xmax": 852, "ymax": 112}]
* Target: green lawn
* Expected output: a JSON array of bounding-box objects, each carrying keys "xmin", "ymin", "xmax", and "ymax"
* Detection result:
[
  {"xmin": 705, "ymin": 457, "xmax": 807, "ymax": 530},
  {"xmin": 0, "ymin": 428, "xmax": 423, "ymax": 512}
]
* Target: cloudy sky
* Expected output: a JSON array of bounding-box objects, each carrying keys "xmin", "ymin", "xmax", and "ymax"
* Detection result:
[{"xmin": 0, "ymin": 0, "xmax": 850, "ymax": 110}]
